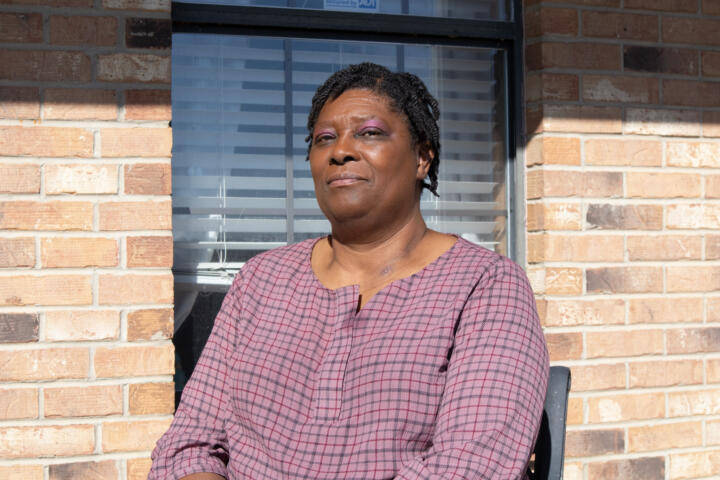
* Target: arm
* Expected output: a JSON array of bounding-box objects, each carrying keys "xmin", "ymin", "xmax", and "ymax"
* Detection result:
[
  {"xmin": 149, "ymin": 275, "xmax": 246, "ymax": 480},
  {"xmin": 395, "ymin": 257, "xmax": 549, "ymax": 480}
]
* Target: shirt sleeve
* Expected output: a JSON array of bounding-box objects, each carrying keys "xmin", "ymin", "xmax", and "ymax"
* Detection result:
[
  {"xmin": 149, "ymin": 271, "xmax": 247, "ymax": 480},
  {"xmin": 394, "ymin": 257, "xmax": 549, "ymax": 480}
]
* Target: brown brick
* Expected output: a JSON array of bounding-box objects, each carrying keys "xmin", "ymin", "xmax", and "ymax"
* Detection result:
[
  {"xmin": 668, "ymin": 388, "xmax": 720, "ymax": 417},
  {"xmin": 0, "ymin": 466, "xmax": 43, "ymax": 480},
  {"xmin": 545, "ymin": 267, "xmax": 582, "ymax": 295},
  {"xmin": 668, "ymin": 265, "xmax": 720, "ymax": 292},
  {"xmin": 45, "ymin": 385, "xmax": 122, "ymax": 418},
  {"xmin": 630, "ymin": 360, "xmax": 703, "ymax": 388},
  {"xmin": 525, "ymin": 73, "xmax": 579, "ymax": 102},
  {"xmin": 127, "ymin": 236, "xmax": 172, "ymax": 268},
  {"xmin": 583, "ymin": 75, "xmax": 659, "ymax": 104},
  {"xmin": 49, "ymin": 15, "xmax": 117, "ymax": 46},
  {"xmin": 0, "ymin": 13, "xmax": 42, "ymax": 42},
  {"xmin": 582, "ymin": 11, "xmax": 658, "ymax": 41},
  {"xmin": 0, "ymin": 86, "xmax": 39, "ymax": 119},
  {"xmin": 0, "ymin": 275, "xmax": 92, "ymax": 306},
  {"xmin": 0, "ymin": 388, "xmax": 38, "ymax": 420},
  {"xmin": 625, "ymin": 108, "xmax": 701, "ymax": 137},
  {"xmin": 0, "ymin": 237, "xmax": 35, "ymax": 267},
  {"xmin": 626, "ymin": 0, "xmax": 696, "ymax": 11},
  {"xmin": 98, "ymin": 273, "xmax": 172, "ymax": 305},
  {"xmin": 624, "ymin": 46, "xmax": 698, "ymax": 75},
  {"xmin": 527, "ymin": 42, "xmax": 620, "ymax": 71},
  {"xmin": 103, "ymin": 0, "xmax": 169, "ymax": 11},
  {"xmin": 705, "ymin": 0, "xmax": 720, "ymax": 15},
  {"xmin": 563, "ymin": 463, "xmax": 582, "ymax": 480},
  {"xmin": 664, "ymin": 17, "xmax": 720, "ymax": 46},
  {"xmin": 627, "ymin": 172, "xmax": 701, "ymax": 198},
  {"xmin": 99, "ymin": 200, "xmax": 171, "ymax": 231},
  {"xmin": 670, "ymin": 450, "xmax": 720, "ymax": 479},
  {"xmin": 706, "ymin": 175, "xmax": 720, "ymax": 198},
  {"xmin": 528, "ymin": 234, "xmax": 623, "ymax": 263},
  {"xmin": 126, "ymin": 17, "xmax": 171, "ymax": 49},
  {"xmin": 0, "ymin": 0, "xmax": 93, "ymax": 5},
  {"xmin": 528, "ymin": 170, "xmax": 622, "ymax": 199},
  {"xmin": 45, "ymin": 164, "xmax": 119, "ymax": 194},
  {"xmin": 584, "ymin": 139, "xmax": 661, "ymax": 167},
  {"xmin": 527, "ymin": 202, "xmax": 582, "ymax": 231},
  {"xmin": 102, "ymin": 418, "xmax": 172, "ymax": 453},
  {"xmin": 129, "ymin": 382, "xmax": 174, "ymax": 414},
  {"xmin": 703, "ymin": 51, "xmax": 720, "ymax": 77},
  {"xmin": 667, "ymin": 141, "xmax": 720, "ymax": 168},
  {"xmin": 101, "ymin": 128, "xmax": 171, "ymax": 157},
  {"xmin": 588, "ymin": 457, "xmax": 665, "ymax": 480},
  {"xmin": 708, "ymin": 359, "xmax": 720, "ymax": 382},
  {"xmin": 0, "ymin": 348, "xmax": 89, "ymax": 381},
  {"xmin": 572, "ymin": 363, "xmax": 626, "ymax": 391},
  {"xmin": 567, "ymin": 397, "xmax": 583, "ymax": 425},
  {"xmin": 707, "ymin": 234, "xmax": 720, "ymax": 259},
  {"xmin": 708, "ymin": 297, "xmax": 720, "ymax": 322},
  {"xmin": 697, "ymin": 103, "xmax": 720, "ymax": 137},
  {"xmin": 95, "ymin": 344, "xmax": 173, "ymax": 377},
  {"xmin": 44, "ymin": 88, "xmax": 117, "ymax": 121},
  {"xmin": 629, "ymin": 421, "xmax": 702, "ymax": 452},
  {"xmin": 125, "ymin": 89, "xmax": 171, "ymax": 120},
  {"xmin": 627, "ymin": 235, "xmax": 702, "ymax": 261},
  {"xmin": 2, "ymin": 201, "xmax": 93, "ymax": 232},
  {"xmin": 0, "ymin": 313, "xmax": 38, "ymax": 343},
  {"xmin": 545, "ymin": 332, "xmax": 582, "ymax": 361},
  {"xmin": 544, "ymin": 299, "xmax": 624, "ymax": 327},
  {"xmin": 566, "ymin": 429, "xmax": 624, "ymax": 457},
  {"xmin": 667, "ymin": 204, "xmax": 720, "ymax": 229},
  {"xmin": 587, "ymin": 329, "xmax": 663, "ymax": 358},
  {"xmin": 587, "ymin": 267, "xmax": 662, "ymax": 294},
  {"xmin": 665, "ymin": 80, "xmax": 720, "ymax": 107},
  {"xmin": 127, "ymin": 308, "xmax": 173, "ymax": 340},
  {"xmin": 708, "ymin": 420, "xmax": 720, "ymax": 446},
  {"xmin": 667, "ymin": 327, "xmax": 720, "ymax": 354},
  {"xmin": 127, "ymin": 457, "xmax": 152, "ymax": 480},
  {"xmin": 98, "ymin": 53, "xmax": 170, "ymax": 83},
  {"xmin": 49, "ymin": 461, "xmax": 118, "ymax": 480},
  {"xmin": 588, "ymin": 393, "xmax": 664, "ymax": 423},
  {"xmin": 0, "ymin": 126, "xmax": 93, "ymax": 157},
  {"xmin": 41, "ymin": 237, "xmax": 118, "ymax": 268},
  {"xmin": 0, "ymin": 164, "xmax": 40, "ymax": 193},
  {"xmin": 124, "ymin": 163, "xmax": 171, "ymax": 194},
  {"xmin": 525, "ymin": 7, "xmax": 578, "ymax": 38},
  {"xmin": 0, "ymin": 50, "xmax": 91, "ymax": 82},
  {"xmin": 526, "ymin": 137, "xmax": 581, "ymax": 167},
  {"xmin": 45, "ymin": 310, "xmax": 120, "ymax": 341},
  {"xmin": 586, "ymin": 204, "xmax": 662, "ymax": 230},
  {"xmin": 528, "ymin": 105, "xmax": 622, "ymax": 135},
  {"xmin": 0, "ymin": 425, "xmax": 94, "ymax": 458}
]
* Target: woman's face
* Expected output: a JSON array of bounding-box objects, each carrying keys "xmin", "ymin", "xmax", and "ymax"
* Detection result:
[{"xmin": 309, "ymin": 89, "xmax": 431, "ymax": 230}]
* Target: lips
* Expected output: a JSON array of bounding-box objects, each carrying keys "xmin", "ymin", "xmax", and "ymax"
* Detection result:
[{"xmin": 327, "ymin": 172, "xmax": 366, "ymax": 186}]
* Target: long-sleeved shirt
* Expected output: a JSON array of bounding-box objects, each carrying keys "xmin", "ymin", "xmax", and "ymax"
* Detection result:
[{"xmin": 149, "ymin": 236, "xmax": 549, "ymax": 479}]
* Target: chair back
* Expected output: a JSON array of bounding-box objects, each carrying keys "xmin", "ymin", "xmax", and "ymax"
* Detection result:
[{"xmin": 531, "ymin": 366, "xmax": 571, "ymax": 480}]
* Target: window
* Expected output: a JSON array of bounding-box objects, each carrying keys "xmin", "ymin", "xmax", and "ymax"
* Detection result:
[{"xmin": 171, "ymin": 0, "xmax": 523, "ymax": 398}]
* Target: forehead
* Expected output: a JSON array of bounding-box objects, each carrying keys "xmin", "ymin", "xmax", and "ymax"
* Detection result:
[{"xmin": 316, "ymin": 88, "xmax": 404, "ymax": 123}]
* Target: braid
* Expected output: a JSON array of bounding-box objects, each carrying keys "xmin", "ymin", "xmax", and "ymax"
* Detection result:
[{"xmin": 305, "ymin": 63, "xmax": 441, "ymax": 197}]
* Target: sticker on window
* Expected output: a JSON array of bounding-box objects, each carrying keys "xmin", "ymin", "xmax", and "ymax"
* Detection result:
[{"xmin": 324, "ymin": 0, "xmax": 379, "ymax": 12}]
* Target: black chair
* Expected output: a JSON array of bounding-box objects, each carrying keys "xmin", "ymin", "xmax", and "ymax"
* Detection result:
[{"xmin": 529, "ymin": 366, "xmax": 571, "ymax": 480}]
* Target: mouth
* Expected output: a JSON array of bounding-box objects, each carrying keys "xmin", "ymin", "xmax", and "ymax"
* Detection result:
[{"xmin": 327, "ymin": 173, "xmax": 366, "ymax": 187}]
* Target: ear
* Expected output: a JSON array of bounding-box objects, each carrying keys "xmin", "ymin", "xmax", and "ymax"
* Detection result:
[{"xmin": 415, "ymin": 143, "xmax": 433, "ymax": 181}]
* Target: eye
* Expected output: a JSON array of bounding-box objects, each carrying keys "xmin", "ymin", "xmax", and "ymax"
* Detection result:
[
  {"xmin": 358, "ymin": 128, "xmax": 383, "ymax": 137},
  {"xmin": 313, "ymin": 132, "xmax": 335, "ymax": 145}
]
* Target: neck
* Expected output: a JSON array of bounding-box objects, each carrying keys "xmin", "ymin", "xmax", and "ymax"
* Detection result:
[{"xmin": 324, "ymin": 211, "xmax": 429, "ymax": 278}]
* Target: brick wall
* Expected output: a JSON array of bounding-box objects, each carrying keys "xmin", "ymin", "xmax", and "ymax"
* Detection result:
[
  {"xmin": 0, "ymin": 0, "xmax": 173, "ymax": 478},
  {"xmin": 526, "ymin": 0, "xmax": 720, "ymax": 478}
]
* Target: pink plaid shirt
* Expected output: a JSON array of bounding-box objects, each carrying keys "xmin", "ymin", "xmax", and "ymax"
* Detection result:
[{"xmin": 150, "ymin": 237, "xmax": 549, "ymax": 479}]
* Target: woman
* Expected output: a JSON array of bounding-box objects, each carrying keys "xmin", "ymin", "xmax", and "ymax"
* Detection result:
[{"xmin": 150, "ymin": 63, "xmax": 548, "ymax": 480}]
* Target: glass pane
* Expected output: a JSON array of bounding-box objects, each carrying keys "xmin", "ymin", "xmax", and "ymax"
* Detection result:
[
  {"xmin": 174, "ymin": 0, "xmax": 512, "ymax": 21},
  {"xmin": 171, "ymin": 33, "xmax": 509, "ymax": 393}
]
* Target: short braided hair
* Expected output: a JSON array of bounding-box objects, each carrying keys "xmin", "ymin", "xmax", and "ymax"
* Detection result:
[{"xmin": 306, "ymin": 62, "xmax": 441, "ymax": 197}]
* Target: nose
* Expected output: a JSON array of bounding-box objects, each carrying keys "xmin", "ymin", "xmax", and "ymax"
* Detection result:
[{"xmin": 329, "ymin": 133, "xmax": 358, "ymax": 165}]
